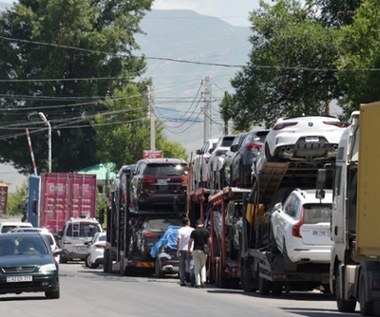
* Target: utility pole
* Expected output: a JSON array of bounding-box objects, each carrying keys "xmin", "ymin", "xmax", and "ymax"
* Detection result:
[
  {"xmin": 148, "ymin": 85, "xmax": 156, "ymax": 150},
  {"xmin": 203, "ymin": 75, "xmax": 212, "ymax": 143}
]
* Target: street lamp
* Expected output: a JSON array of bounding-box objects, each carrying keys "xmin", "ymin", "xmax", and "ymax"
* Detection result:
[{"xmin": 38, "ymin": 112, "xmax": 52, "ymax": 173}]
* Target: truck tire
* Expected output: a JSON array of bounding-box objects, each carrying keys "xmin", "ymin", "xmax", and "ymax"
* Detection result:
[
  {"xmin": 359, "ymin": 270, "xmax": 374, "ymax": 316},
  {"xmin": 155, "ymin": 258, "xmax": 164, "ymax": 278},
  {"xmin": 240, "ymin": 260, "xmax": 255, "ymax": 292},
  {"xmin": 103, "ymin": 250, "xmax": 111, "ymax": 273},
  {"xmin": 335, "ymin": 267, "xmax": 356, "ymax": 313},
  {"xmin": 259, "ymin": 276, "xmax": 271, "ymax": 296},
  {"xmin": 272, "ymin": 281, "xmax": 283, "ymax": 296}
]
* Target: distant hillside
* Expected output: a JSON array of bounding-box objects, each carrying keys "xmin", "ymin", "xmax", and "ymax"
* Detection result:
[{"xmin": 137, "ymin": 10, "xmax": 251, "ymax": 156}]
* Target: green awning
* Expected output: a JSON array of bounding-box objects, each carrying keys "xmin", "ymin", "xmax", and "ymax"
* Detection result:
[{"xmin": 78, "ymin": 162, "xmax": 116, "ymax": 181}]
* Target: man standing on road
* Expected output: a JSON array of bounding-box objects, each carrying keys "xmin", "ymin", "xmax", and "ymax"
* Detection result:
[
  {"xmin": 187, "ymin": 219, "xmax": 211, "ymax": 288},
  {"xmin": 176, "ymin": 217, "xmax": 194, "ymax": 286}
]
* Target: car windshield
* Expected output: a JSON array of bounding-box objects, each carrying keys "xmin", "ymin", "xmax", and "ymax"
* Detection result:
[
  {"xmin": 221, "ymin": 137, "xmax": 235, "ymax": 147},
  {"xmin": 146, "ymin": 218, "xmax": 182, "ymax": 231},
  {"xmin": 1, "ymin": 224, "xmax": 32, "ymax": 233},
  {"xmin": 66, "ymin": 223, "xmax": 101, "ymax": 237},
  {"xmin": 144, "ymin": 163, "xmax": 186, "ymax": 176},
  {"xmin": 0, "ymin": 235, "xmax": 49, "ymax": 256},
  {"xmin": 303, "ymin": 204, "xmax": 332, "ymax": 224}
]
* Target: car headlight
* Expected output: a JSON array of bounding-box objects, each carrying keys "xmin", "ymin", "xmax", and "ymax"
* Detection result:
[{"xmin": 39, "ymin": 264, "xmax": 57, "ymax": 273}]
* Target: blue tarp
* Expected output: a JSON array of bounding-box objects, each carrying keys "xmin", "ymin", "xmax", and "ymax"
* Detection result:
[{"xmin": 150, "ymin": 225, "xmax": 180, "ymax": 258}]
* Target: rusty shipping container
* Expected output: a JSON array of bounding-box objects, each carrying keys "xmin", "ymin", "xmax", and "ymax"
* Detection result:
[{"xmin": 0, "ymin": 183, "xmax": 8, "ymax": 215}]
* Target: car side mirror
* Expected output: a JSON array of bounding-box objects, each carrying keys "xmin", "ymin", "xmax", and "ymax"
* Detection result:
[
  {"xmin": 274, "ymin": 202, "xmax": 282, "ymax": 212},
  {"xmin": 230, "ymin": 144, "xmax": 239, "ymax": 152}
]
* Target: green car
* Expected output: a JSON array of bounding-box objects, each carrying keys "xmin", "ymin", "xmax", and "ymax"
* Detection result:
[{"xmin": 0, "ymin": 232, "xmax": 60, "ymax": 299}]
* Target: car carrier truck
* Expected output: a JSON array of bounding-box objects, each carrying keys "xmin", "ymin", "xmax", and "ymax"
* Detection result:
[
  {"xmin": 187, "ymin": 157, "xmax": 334, "ymax": 292},
  {"xmin": 104, "ymin": 163, "xmax": 184, "ymax": 275},
  {"xmin": 320, "ymin": 101, "xmax": 380, "ymax": 316}
]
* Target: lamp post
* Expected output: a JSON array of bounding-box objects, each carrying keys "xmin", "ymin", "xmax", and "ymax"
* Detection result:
[{"xmin": 38, "ymin": 112, "xmax": 52, "ymax": 173}]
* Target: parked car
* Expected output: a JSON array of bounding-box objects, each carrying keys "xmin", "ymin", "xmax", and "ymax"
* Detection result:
[
  {"xmin": 0, "ymin": 221, "xmax": 33, "ymax": 233},
  {"xmin": 10, "ymin": 227, "xmax": 61, "ymax": 263},
  {"xmin": 270, "ymin": 188, "xmax": 333, "ymax": 264},
  {"xmin": 229, "ymin": 128, "xmax": 269, "ymax": 187},
  {"xmin": 207, "ymin": 134, "xmax": 236, "ymax": 190},
  {"xmin": 192, "ymin": 138, "xmax": 218, "ymax": 189},
  {"xmin": 58, "ymin": 217, "xmax": 102, "ymax": 263},
  {"xmin": 129, "ymin": 217, "xmax": 183, "ymax": 263},
  {"xmin": 264, "ymin": 116, "xmax": 345, "ymax": 162},
  {"xmin": 0, "ymin": 232, "xmax": 61, "ymax": 299},
  {"xmin": 85, "ymin": 231, "xmax": 106, "ymax": 269},
  {"xmin": 129, "ymin": 158, "xmax": 188, "ymax": 212},
  {"xmin": 222, "ymin": 132, "xmax": 248, "ymax": 187}
]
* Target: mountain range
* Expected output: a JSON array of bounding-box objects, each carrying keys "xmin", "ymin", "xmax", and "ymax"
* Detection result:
[{"xmin": 137, "ymin": 10, "xmax": 251, "ymax": 156}]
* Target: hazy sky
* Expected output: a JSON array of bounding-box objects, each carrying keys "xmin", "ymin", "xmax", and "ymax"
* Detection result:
[
  {"xmin": 1, "ymin": 0, "xmax": 260, "ymax": 27},
  {"xmin": 152, "ymin": 0, "xmax": 260, "ymax": 26}
]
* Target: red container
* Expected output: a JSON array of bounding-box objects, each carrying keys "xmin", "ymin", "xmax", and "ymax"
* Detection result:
[{"xmin": 40, "ymin": 173, "xmax": 97, "ymax": 234}]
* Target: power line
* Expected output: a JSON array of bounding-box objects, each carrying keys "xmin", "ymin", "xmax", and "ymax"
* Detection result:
[{"xmin": 2, "ymin": 34, "xmax": 379, "ymax": 75}]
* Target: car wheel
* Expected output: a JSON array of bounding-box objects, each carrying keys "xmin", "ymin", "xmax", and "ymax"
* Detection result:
[
  {"xmin": 45, "ymin": 288, "xmax": 60, "ymax": 299},
  {"xmin": 219, "ymin": 168, "xmax": 226, "ymax": 189},
  {"xmin": 85, "ymin": 255, "xmax": 90, "ymax": 267}
]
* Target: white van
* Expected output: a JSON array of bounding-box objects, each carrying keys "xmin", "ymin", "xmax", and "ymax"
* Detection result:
[
  {"xmin": 0, "ymin": 221, "xmax": 33, "ymax": 233},
  {"xmin": 59, "ymin": 217, "xmax": 102, "ymax": 263}
]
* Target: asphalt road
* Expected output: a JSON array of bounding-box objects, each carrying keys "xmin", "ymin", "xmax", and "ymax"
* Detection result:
[{"xmin": 0, "ymin": 262, "xmax": 360, "ymax": 317}]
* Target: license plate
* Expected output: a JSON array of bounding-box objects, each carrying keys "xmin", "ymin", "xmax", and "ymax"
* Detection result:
[
  {"xmin": 157, "ymin": 179, "xmax": 167, "ymax": 185},
  {"xmin": 305, "ymin": 136, "xmax": 319, "ymax": 143},
  {"xmin": 6, "ymin": 275, "xmax": 33, "ymax": 283},
  {"xmin": 312, "ymin": 229, "xmax": 329, "ymax": 237}
]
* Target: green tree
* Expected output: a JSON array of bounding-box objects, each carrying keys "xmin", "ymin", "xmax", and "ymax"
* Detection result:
[
  {"xmin": 93, "ymin": 82, "xmax": 189, "ymax": 168},
  {"xmin": 219, "ymin": 91, "xmax": 233, "ymax": 133},
  {"xmin": 231, "ymin": 0, "xmax": 341, "ymax": 128},
  {"xmin": 6, "ymin": 182, "xmax": 28, "ymax": 217},
  {"xmin": 336, "ymin": 0, "xmax": 380, "ymax": 118},
  {"xmin": 0, "ymin": 0, "xmax": 153, "ymax": 174},
  {"xmin": 308, "ymin": 0, "xmax": 362, "ymax": 27}
]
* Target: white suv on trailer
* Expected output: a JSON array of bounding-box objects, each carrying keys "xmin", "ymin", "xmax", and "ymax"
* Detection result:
[{"xmin": 270, "ymin": 188, "xmax": 333, "ymax": 264}]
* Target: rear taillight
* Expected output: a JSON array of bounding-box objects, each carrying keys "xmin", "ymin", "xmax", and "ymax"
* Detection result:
[
  {"xmin": 246, "ymin": 143, "xmax": 262, "ymax": 150},
  {"xmin": 273, "ymin": 122, "xmax": 297, "ymax": 130},
  {"xmin": 143, "ymin": 231, "xmax": 158, "ymax": 239},
  {"xmin": 292, "ymin": 207, "xmax": 304, "ymax": 238},
  {"xmin": 143, "ymin": 176, "xmax": 156, "ymax": 184},
  {"xmin": 323, "ymin": 121, "xmax": 346, "ymax": 128},
  {"xmin": 94, "ymin": 243, "xmax": 105, "ymax": 249}
]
